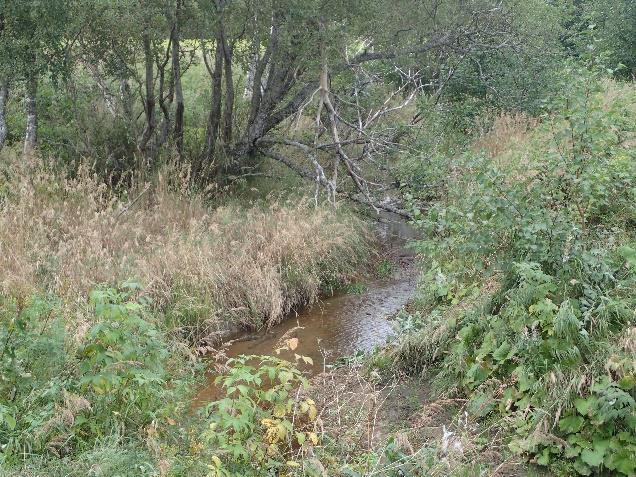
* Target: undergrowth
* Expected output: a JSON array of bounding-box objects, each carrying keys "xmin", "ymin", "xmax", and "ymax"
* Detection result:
[
  {"xmin": 0, "ymin": 157, "xmax": 371, "ymax": 340},
  {"xmin": 0, "ymin": 282, "xmax": 194, "ymax": 473},
  {"xmin": 393, "ymin": 72, "xmax": 636, "ymax": 475},
  {"xmin": 0, "ymin": 157, "xmax": 373, "ymax": 474}
]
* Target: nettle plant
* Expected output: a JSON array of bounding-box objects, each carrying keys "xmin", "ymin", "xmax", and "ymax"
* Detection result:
[
  {"xmin": 450, "ymin": 261, "xmax": 636, "ymax": 475},
  {"xmin": 77, "ymin": 281, "xmax": 170, "ymax": 434},
  {"xmin": 202, "ymin": 339, "xmax": 319, "ymax": 477},
  {"xmin": 0, "ymin": 295, "xmax": 69, "ymax": 462},
  {"xmin": 412, "ymin": 73, "xmax": 636, "ymax": 475}
]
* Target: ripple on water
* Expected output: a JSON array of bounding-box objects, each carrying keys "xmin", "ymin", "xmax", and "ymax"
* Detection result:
[
  {"xmin": 194, "ymin": 211, "xmax": 418, "ymax": 405},
  {"xmin": 193, "ymin": 270, "xmax": 417, "ymax": 406}
]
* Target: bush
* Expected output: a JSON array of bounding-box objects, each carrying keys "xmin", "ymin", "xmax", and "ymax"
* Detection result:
[
  {"xmin": 0, "ymin": 283, "xmax": 190, "ymax": 469},
  {"xmin": 199, "ymin": 342, "xmax": 320, "ymax": 477},
  {"xmin": 77, "ymin": 281, "xmax": 171, "ymax": 435},
  {"xmin": 399, "ymin": 74, "xmax": 636, "ymax": 475}
]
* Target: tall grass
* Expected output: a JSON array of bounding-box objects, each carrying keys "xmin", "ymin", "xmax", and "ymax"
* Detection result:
[{"xmin": 0, "ymin": 151, "xmax": 372, "ymax": 341}]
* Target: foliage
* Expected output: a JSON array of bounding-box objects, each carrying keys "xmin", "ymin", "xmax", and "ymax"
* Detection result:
[
  {"xmin": 77, "ymin": 281, "xmax": 171, "ymax": 433},
  {"xmin": 0, "ymin": 283, "xmax": 191, "ymax": 471},
  {"xmin": 1, "ymin": 0, "xmax": 635, "ymax": 474},
  {"xmin": 568, "ymin": 0, "xmax": 636, "ymax": 79},
  {"xmin": 0, "ymin": 294, "xmax": 69, "ymax": 462},
  {"xmin": 201, "ymin": 343, "xmax": 319, "ymax": 476},
  {"xmin": 376, "ymin": 259, "xmax": 395, "ymax": 280},
  {"xmin": 433, "ymin": 0, "xmax": 566, "ymax": 117},
  {"xmin": 399, "ymin": 75, "xmax": 636, "ymax": 475}
]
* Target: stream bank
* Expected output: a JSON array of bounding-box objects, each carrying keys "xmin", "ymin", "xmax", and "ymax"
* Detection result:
[{"xmin": 194, "ymin": 211, "xmax": 418, "ymax": 405}]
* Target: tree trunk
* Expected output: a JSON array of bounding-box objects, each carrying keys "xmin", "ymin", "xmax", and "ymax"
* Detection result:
[
  {"xmin": 120, "ymin": 79, "xmax": 133, "ymax": 119},
  {"xmin": 244, "ymin": 50, "xmax": 257, "ymax": 99},
  {"xmin": 171, "ymin": 0, "xmax": 184, "ymax": 157},
  {"xmin": 23, "ymin": 75, "xmax": 38, "ymax": 156},
  {"xmin": 221, "ymin": 32, "xmax": 234, "ymax": 145},
  {"xmin": 138, "ymin": 34, "xmax": 156, "ymax": 156},
  {"xmin": 203, "ymin": 36, "xmax": 224, "ymax": 162},
  {"xmin": 0, "ymin": 81, "xmax": 8, "ymax": 152},
  {"xmin": 85, "ymin": 62, "xmax": 117, "ymax": 116},
  {"xmin": 156, "ymin": 41, "xmax": 171, "ymax": 150}
]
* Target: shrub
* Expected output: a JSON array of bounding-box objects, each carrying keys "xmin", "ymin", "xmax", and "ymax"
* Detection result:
[
  {"xmin": 200, "ymin": 342, "xmax": 320, "ymax": 477},
  {"xmin": 77, "ymin": 281, "xmax": 171, "ymax": 435},
  {"xmin": 0, "ymin": 283, "xmax": 190, "ymax": 469},
  {"xmin": 0, "ymin": 294, "xmax": 70, "ymax": 462},
  {"xmin": 400, "ymin": 74, "xmax": 636, "ymax": 475}
]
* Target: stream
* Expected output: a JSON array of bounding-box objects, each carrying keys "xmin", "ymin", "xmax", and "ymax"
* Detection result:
[{"xmin": 194, "ymin": 212, "xmax": 418, "ymax": 405}]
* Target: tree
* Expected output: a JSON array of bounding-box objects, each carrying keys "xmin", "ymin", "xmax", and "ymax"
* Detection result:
[
  {"xmin": 0, "ymin": 0, "xmax": 69, "ymax": 154},
  {"xmin": 190, "ymin": 0, "xmax": 542, "ymax": 206},
  {"xmin": 584, "ymin": 0, "xmax": 636, "ymax": 78},
  {"xmin": 0, "ymin": 79, "xmax": 7, "ymax": 151},
  {"xmin": 0, "ymin": 9, "xmax": 8, "ymax": 151}
]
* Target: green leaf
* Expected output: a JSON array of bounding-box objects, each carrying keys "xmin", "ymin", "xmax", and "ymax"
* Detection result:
[
  {"xmin": 580, "ymin": 448, "xmax": 604, "ymax": 467},
  {"xmin": 574, "ymin": 397, "xmax": 596, "ymax": 416},
  {"xmin": 618, "ymin": 245, "xmax": 636, "ymax": 267},
  {"xmin": 573, "ymin": 460, "xmax": 592, "ymax": 476},
  {"xmin": 559, "ymin": 415, "xmax": 584, "ymax": 433},
  {"xmin": 492, "ymin": 341, "xmax": 514, "ymax": 362},
  {"xmin": 605, "ymin": 450, "xmax": 636, "ymax": 475},
  {"xmin": 536, "ymin": 448, "xmax": 550, "ymax": 466},
  {"xmin": 4, "ymin": 414, "xmax": 16, "ymax": 431},
  {"xmin": 592, "ymin": 438, "xmax": 610, "ymax": 455},
  {"xmin": 515, "ymin": 367, "xmax": 535, "ymax": 393},
  {"xmin": 564, "ymin": 445, "xmax": 581, "ymax": 458},
  {"xmin": 618, "ymin": 375, "xmax": 635, "ymax": 390},
  {"xmin": 466, "ymin": 363, "xmax": 489, "ymax": 386},
  {"xmin": 468, "ymin": 392, "xmax": 495, "ymax": 417}
]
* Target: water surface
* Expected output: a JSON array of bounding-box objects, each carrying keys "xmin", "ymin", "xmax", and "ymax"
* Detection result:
[{"xmin": 194, "ymin": 211, "xmax": 417, "ymax": 405}]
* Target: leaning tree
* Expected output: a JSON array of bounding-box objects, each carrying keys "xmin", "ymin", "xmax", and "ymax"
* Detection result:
[{"xmin": 190, "ymin": 0, "xmax": 541, "ymax": 211}]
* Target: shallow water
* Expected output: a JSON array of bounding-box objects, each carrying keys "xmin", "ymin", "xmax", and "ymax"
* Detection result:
[{"xmin": 194, "ymin": 211, "xmax": 418, "ymax": 405}]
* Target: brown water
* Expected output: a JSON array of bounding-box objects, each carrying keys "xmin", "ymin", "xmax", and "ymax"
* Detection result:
[{"xmin": 194, "ymin": 211, "xmax": 418, "ymax": 405}]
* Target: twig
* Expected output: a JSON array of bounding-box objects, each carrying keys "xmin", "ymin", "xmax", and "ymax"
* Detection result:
[{"xmin": 114, "ymin": 184, "xmax": 151, "ymax": 220}]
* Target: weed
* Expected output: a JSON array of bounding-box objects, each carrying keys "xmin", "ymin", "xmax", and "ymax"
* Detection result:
[
  {"xmin": 376, "ymin": 259, "xmax": 395, "ymax": 280},
  {"xmin": 200, "ymin": 340, "xmax": 320, "ymax": 477},
  {"xmin": 399, "ymin": 75, "xmax": 636, "ymax": 475}
]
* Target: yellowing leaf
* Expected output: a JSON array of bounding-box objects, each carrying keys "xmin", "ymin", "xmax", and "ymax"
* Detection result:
[
  {"xmin": 267, "ymin": 444, "xmax": 279, "ymax": 456},
  {"xmin": 308, "ymin": 432, "xmax": 319, "ymax": 445},
  {"xmin": 276, "ymin": 423, "xmax": 287, "ymax": 440},
  {"xmin": 287, "ymin": 338, "xmax": 299, "ymax": 350},
  {"xmin": 308, "ymin": 404, "xmax": 318, "ymax": 421},
  {"xmin": 265, "ymin": 427, "xmax": 279, "ymax": 443}
]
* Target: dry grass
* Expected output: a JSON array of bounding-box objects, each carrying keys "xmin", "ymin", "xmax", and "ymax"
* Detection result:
[
  {"xmin": 473, "ymin": 113, "xmax": 539, "ymax": 159},
  {"xmin": 472, "ymin": 113, "xmax": 542, "ymax": 184},
  {"xmin": 309, "ymin": 366, "xmax": 527, "ymax": 476},
  {"xmin": 0, "ymin": 152, "xmax": 372, "ymax": 341}
]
